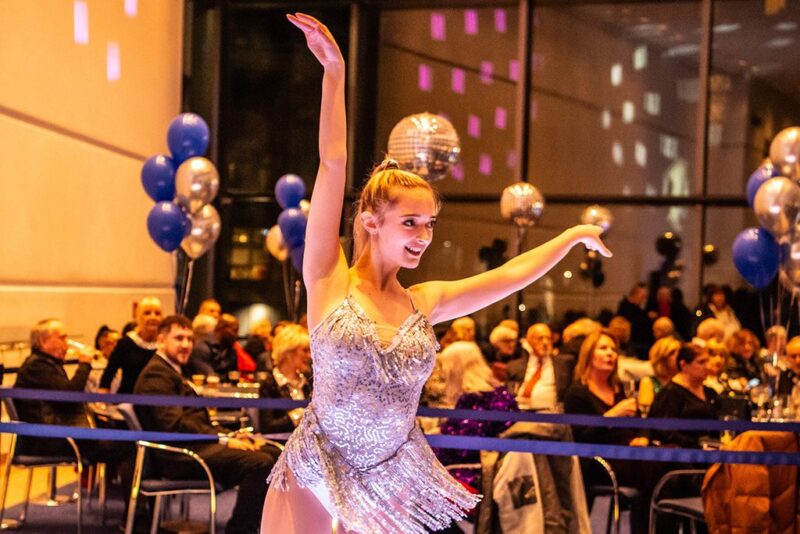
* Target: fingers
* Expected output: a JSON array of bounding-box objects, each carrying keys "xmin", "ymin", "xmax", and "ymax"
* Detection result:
[{"xmin": 286, "ymin": 13, "xmax": 315, "ymax": 33}]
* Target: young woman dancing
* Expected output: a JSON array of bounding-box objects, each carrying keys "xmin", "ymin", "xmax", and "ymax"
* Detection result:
[{"xmin": 261, "ymin": 13, "xmax": 611, "ymax": 534}]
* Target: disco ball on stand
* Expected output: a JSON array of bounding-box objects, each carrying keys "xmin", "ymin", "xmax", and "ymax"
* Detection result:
[{"xmin": 387, "ymin": 112, "xmax": 461, "ymax": 183}]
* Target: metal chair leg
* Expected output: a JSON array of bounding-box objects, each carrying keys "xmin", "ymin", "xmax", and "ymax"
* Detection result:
[
  {"xmin": 0, "ymin": 434, "xmax": 17, "ymax": 529},
  {"xmin": 20, "ymin": 468, "xmax": 33, "ymax": 524},
  {"xmin": 150, "ymin": 495, "xmax": 161, "ymax": 534}
]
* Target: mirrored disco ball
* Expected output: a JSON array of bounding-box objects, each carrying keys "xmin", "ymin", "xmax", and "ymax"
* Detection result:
[
  {"xmin": 580, "ymin": 204, "xmax": 614, "ymax": 234},
  {"xmin": 500, "ymin": 182, "xmax": 544, "ymax": 227},
  {"xmin": 387, "ymin": 112, "xmax": 461, "ymax": 182}
]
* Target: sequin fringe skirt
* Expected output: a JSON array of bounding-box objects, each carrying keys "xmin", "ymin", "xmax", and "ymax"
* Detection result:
[{"xmin": 267, "ymin": 409, "xmax": 481, "ymax": 534}]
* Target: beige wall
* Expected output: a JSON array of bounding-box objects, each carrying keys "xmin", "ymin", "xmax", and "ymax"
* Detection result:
[{"xmin": 0, "ymin": 0, "xmax": 183, "ymax": 349}]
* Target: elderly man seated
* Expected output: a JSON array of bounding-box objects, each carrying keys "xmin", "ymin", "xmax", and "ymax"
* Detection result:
[
  {"xmin": 13, "ymin": 319, "xmax": 134, "ymax": 506},
  {"xmin": 134, "ymin": 315, "xmax": 279, "ymax": 534}
]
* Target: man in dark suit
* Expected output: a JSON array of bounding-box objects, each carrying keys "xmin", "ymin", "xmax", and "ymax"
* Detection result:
[
  {"xmin": 13, "ymin": 319, "xmax": 134, "ymax": 509},
  {"xmin": 134, "ymin": 315, "xmax": 279, "ymax": 534},
  {"xmin": 617, "ymin": 282, "xmax": 654, "ymax": 359}
]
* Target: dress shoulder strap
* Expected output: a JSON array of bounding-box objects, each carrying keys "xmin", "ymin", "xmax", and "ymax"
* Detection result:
[{"xmin": 405, "ymin": 289, "xmax": 419, "ymax": 313}]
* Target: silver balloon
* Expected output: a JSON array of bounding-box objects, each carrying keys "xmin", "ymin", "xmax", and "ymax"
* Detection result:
[
  {"xmin": 181, "ymin": 204, "xmax": 221, "ymax": 259},
  {"xmin": 265, "ymin": 224, "xmax": 288, "ymax": 262},
  {"xmin": 580, "ymin": 204, "xmax": 614, "ymax": 235},
  {"xmin": 387, "ymin": 112, "xmax": 460, "ymax": 182},
  {"xmin": 175, "ymin": 157, "xmax": 220, "ymax": 214},
  {"xmin": 769, "ymin": 127, "xmax": 800, "ymax": 180},
  {"xmin": 500, "ymin": 182, "xmax": 544, "ymax": 227},
  {"xmin": 753, "ymin": 176, "xmax": 800, "ymax": 239},
  {"xmin": 299, "ymin": 199, "xmax": 311, "ymax": 217},
  {"xmin": 782, "ymin": 236, "xmax": 800, "ymax": 287}
]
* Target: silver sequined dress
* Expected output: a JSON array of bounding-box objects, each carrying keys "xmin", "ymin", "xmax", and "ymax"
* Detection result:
[{"xmin": 267, "ymin": 295, "xmax": 480, "ymax": 533}]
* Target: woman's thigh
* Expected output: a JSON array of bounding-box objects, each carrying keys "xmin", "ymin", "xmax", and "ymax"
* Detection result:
[{"xmin": 261, "ymin": 470, "xmax": 338, "ymax": 534}]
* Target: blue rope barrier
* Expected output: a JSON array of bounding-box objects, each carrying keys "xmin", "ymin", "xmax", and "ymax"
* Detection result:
[
  {"xmin": 2, "ymin": 387, "xmax": 799, "ymax": 433},
  {"xmin": 1, "ymin": 421, "xmax": 797, "ymax": 466}
]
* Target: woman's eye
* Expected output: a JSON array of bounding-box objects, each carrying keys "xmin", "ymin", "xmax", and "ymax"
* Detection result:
[
  {"xmin": 426, "ymin": 221, "xmax": 437, "ymax": 229},
  {"xmin": 403, "ymin": 220, "xmax": 415, "ymax": 227}
]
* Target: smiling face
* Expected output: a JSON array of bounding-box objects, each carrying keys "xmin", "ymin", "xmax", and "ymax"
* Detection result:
[
  {"xmin": 363, "ymin": 187, "xmax": 438, "ymax": 269},
  {"xmin": 136, "ymin": 298, "xmax": 164, "ymax": 340}
]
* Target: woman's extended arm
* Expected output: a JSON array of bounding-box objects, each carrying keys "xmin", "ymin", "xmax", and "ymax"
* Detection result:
[
  {"xmin": 416, "ymin": 224, "xmax": 611, "ymax": 325},
  {"xmin": 287, "ymin": 13, "xmax": 349, "ymax": 327}
]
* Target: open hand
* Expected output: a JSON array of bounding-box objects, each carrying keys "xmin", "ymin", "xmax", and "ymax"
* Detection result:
[
  {"xmin": 573, "ymin": 224, "xmax": 612, "ymax": 258},
  {"xmin": 287, "ymin": 13, "xmax": 344, "ymax": 71}
]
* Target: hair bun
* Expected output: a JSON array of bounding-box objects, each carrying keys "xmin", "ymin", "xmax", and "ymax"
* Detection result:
[{"xmin": 379, "ymin": 158, "xmax": 400, "ymax": 171}]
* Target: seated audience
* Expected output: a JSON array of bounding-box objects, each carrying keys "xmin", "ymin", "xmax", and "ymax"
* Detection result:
[
  {"xmin": 259, "ymin": 325, "xmax": 312, "ymax": 433},
  {"xmin": 696, "ymin": 317, "xmax": 725, "ymax": 343},
  {"xmin": 559, "ymin": 317, "xmax": 601, "ymax": 358},
  {"xmin": 197, "ymin": 297, "xmax": 222, "ymax": 320},
  {"xmin": 438, "ymin": 316, "xmax": 476, "ymax": 350},
  {"xmin": 99, "ymin": 296, "xmax": 162, "ymax": 393},
  {"xmin": 726, "ymin": 329, "xmax": 763, "ymax": 385},
  {"xmin": 776, "ymin": 336, "xmax": 800, "ymax": 396},
  {"xmin": 704, "ymin": 339, "xmax": 730, "ymax": 394},
  {"xmin": 652, "ymin": 316, "xmax": 675, "ymax": 341},
  {"xmin": 244, "ymin": 318, "xmax": 273, "ymax": 371},
  {"xmin": 134, "ymin": 315, "xmax": 279, "ymax": 534},
  {"xmin": 697, "ymin": 285, "xmax": 740, "ymax": 341},
  {"xmin": 649, "ymin": 343, "xmax": 719, "ymax": 448},
  {"xmin": 14, "ymin": 319, "xmax": 134, "ymax": 512},
  {"xmin": 189, "ymin": 313, "xmax": 240, "ymax": 378},
  {"xmin": 434, "ymin": 341, "xmax": 517, "ymax": 481},
  {"xmin": 563, "ymin": 330, "xmax": 645, "ymax": 447},
  {"xmin": 86, "ymin": 325, "xmax": 120, "ymax": 392},
  {"xmin": 563, "ymin": 329, "xmax": 648, "ymax": 528},
  {"xmin": 484, "ymin": 323, "xmax": 526, "ymax": 382},
  {"xmin": 607, "ymin": 316, "xmax": 634, "ymax": 357},
  {"xmin": 616, "ymin": 282, "xmax": 654, "ymax": 359},
  {"xmin": 638, "ymin": 336, "xmax": 681, "ymax": 413},
  {"xmin": 761, "ymin": 325, "xmax": 787, "ymax": 360},
  {"xmin": 192, "ymin": 313, "xmax": 217, "ymax": 338},
  {"xmin": 514, "ymin": 323, "xmax": 573, "ymax": 410}
]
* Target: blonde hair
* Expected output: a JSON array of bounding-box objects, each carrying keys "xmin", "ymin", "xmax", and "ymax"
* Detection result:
[
  {"xmin": 696, "ymin": 318, "xmax": 724, "ymax": 341},
  {"xmin": 562, "ymin": 318, "xmax": 601, "ymax": 344},
  {"xmin": 489, "ymin": 324, "xmax": 517, "ymax": 347},
  {"xmin": 30, "ymin": 318, "xmax": 60, "ymax": 350},
  {"xmin": 437, "ymin": 341, "xmax": 498, "ymax": 407},
  {"xmin": 271, "ymin": 324, "xmax": 310, "ymax": 367},
  {"xmin": 649, "ymin": 336, "xmax": 681, "ymax": 380},
  {"xmin": 352, "ymin": 160, "xmax": 441, "ymax": 262},
  {"xmin": 573, "ymin": 329, "xmax": 620, "ymax": 389}
]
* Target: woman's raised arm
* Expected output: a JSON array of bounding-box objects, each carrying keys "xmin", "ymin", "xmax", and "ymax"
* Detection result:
[
  {"xmin": 287, "ymin": 14, "xmax": 350, "ymax": 325},
  {"xmin": 415, "ymin": 224, "xmax": 611, "ymax": 325}
]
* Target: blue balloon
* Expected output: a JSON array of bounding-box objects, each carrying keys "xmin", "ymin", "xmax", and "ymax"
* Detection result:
[
  {"xmin": 147, "ymin": 201, "xmax": 189, "ymax": 252},
  {"xmin": 141, "ymin": 154, "xmax": 176, "ymax": 202},
  {"xmin": 275, "ymin": 174, "xmax": 306, "ymax": 209},
  {"xmin": 732, "ymin": 227, "xmax": 779, "ymax": 289},
  {"xmin": 290, "ymin": 243, "xmax": 305, "ymax": 273},
  {"xmin": 167, "ymin": 113, "xmax": 210, "ymax": 163},
  {"xmin": 278, "ymin": 208, "xmax": 307, "ymax": 248},
  {"xmin": 746, "ymin": 160, "xmax": 780, "ymax": 207}
]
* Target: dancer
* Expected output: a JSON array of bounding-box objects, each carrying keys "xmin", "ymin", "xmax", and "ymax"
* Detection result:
[{"xmin": 261, "ymin": 13, "xmax": 611, "ymax": 534}]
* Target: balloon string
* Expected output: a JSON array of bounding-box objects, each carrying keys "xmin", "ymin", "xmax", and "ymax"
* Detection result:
[
  {"xmin": 282, "ymin": 260, "xmax": 294, "ymax": 320},
  {"xmin": 181, "ymin": 260, "xmax": 195, "ymax": 316},
  {"xmin": 294, "ymin": 279, "xmax": 302, "ymax": 323},
  {"xmin": 759, "ymin": 291, "xmax": 767, "ymax": 340}
]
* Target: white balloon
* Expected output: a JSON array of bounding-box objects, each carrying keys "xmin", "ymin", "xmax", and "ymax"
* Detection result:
[
  {"xmin": 181, "ymin": 204, "xmax": 221, "ymax": 259},
  {"xmin": 265, "ymin": 225, "xmax": 288, "ymax": 262},
  {"xmin": 175, "ymin": 157, "xmax": 220, "ymax": 214}
]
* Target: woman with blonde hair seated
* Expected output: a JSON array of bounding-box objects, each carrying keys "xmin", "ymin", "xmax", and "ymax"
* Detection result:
[
  {"xmin": 258, "ymin": 324, "xmax": 312, "ymax": 433},
  {"xmin": 638, "ymin": 336, "xmax": 681, "ymax": 414}
]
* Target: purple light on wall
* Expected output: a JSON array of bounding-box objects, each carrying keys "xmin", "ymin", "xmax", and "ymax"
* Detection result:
[
  {"xmin": 418, "ymin": 64, "xmax": 433, "ymax": 92},
  {"xmin": 124, "ymin": 0, "xmax": 137, "ymax": 16},
  {"xmin": 464, "ymin": 10, "xmax": 479, "ymax": 35},
  {"xmin": 506, "ymin": 150, "xmax": 517, "ymax": 169},
  {"xmin": 509, "ymin": 60, "xmax": 520, "ymax": 81},
  {"xmin": 479, "ymin": 153, "xmax": 492, "ymax": 176},
  {"xmin": 451, "ymin": 68, "xmax": 466, "ymax": 94},
  {"xmin": 468, "ymin": 115, "xmax": 481, "ymax": 138},
  {"xmin": 451, "ymin": 163, "xmax": 465, "ymax": 182},
  {"xmin": 495, "ymin": 107, "xmax": 507, "ymax": 129},
  {"xmin": 494, "ymin": 9, "xmax": 507, "ymax": 33},
  {"xmin": 74, "ymin": 1, "xmax": 89, "ymax": 45},
  {"xmin": 431, "ymin": 13, "xmax": 446, "ymax": 41},
  {"xmin": 480, "ymin": 61, "xmax": 494, "ymax": 84},
  {"xmin": 107, "ymin": 42, "xmax": 121, "ymax": 81}
]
